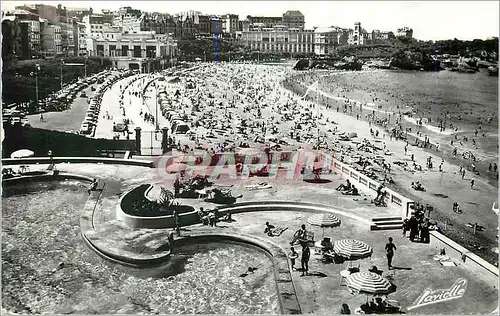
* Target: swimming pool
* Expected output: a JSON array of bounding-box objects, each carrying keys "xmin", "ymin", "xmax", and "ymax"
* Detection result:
[{"xmin": 2, "ymin": 181, "xmax": 279, "ymax": 314}]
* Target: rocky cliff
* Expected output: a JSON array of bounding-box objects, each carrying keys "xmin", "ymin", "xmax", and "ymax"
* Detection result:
[{"xmin": 389, "ymin": 50, "xmax": 441, "ymax": 71}]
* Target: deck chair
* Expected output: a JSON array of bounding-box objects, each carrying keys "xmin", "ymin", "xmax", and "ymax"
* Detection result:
[
  {"xmin": 298, "ymin": 231, "xmax": 315, "ymax": 246},
  {"xmin": 385, "ymin": 300, "xmax": 402, "ymax": 313},
  {"xmin": 269, "ymin": 226, "xmax": 288, "ymax": 236}
]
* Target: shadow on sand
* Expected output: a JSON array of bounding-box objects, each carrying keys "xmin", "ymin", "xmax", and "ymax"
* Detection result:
[
  {"xmin": 392, "ymin": 266, "xmax": 412, "ymax": 271},
  {"xmin": 303, "ymin": 178, "xmax": 332, "ymax": 184}
]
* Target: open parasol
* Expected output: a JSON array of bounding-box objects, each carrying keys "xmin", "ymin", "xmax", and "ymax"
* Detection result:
[
  {"xmin": 334, "ymin": 239, "xmax": 373, "ymax": 260},
  {"xmin": 345, "ymin": 272, "xmax": 394, "ymax": 295},
  {"xmin": 11, "ymin": 149, "xmax": 34, "ymax": 159},
  {"xmin": 307, "ymin": 213, "xmax": 342, "ymax": 237}
]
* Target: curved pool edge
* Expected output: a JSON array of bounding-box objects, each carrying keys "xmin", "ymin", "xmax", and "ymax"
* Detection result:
[
  {"xmin": 2, "ymin": 157, "xmax": 154, "ymax": 168},
  {"xmin": 116, "ymin": 194, "xmax": 372, "ymax": 230},
  {"xmin": 2, "ymin": 172, "xmax": 94, "ymax": 185},
  {"xmin": 172, "ymin": 233, "xmax": 301, "ymax": 314},
  {"xmin": 92, "ymin": 197, "xmax": 372, "ymax": 268},
  {"xmin": 80, "ymin": 188, "xmax": 172, "ymax": 268}
]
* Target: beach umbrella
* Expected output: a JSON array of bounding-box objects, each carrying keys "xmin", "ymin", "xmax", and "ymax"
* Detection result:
[
  {"xmin": 166, "ymin": 162, "xmax": 187, "ymax": 174},
  {"xmin": 307, "ymin": 213, "xmax": 341, "ymax": 237},
  {"xmin": 334, "ymin": 239, "xmax": 373, "ymax": 260},
  {"xmin": 307, "ymin": 213, "xmax": 341, "ymax": 227},
  {"xmin": 345, "ymin": 272, "xmax": 394, "ymax": 295},
  {"xmin": 10, "ymin": 149, "xmax": 34, "ymax": 159}
]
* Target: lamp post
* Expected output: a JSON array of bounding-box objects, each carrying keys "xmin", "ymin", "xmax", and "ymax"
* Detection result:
[
  {"xmin": 155, "ymin": 82, "xmax": 159, "ymax": 131},
  {"xmin": 34, "ymin": 64, "xmax": 40, "ymax": 106},
  {"xmin": 316, "ymin": 80, "xmax": 320, "ymax": 149},
  {"xmin": 84, "ymin": 56, "xmax": 87, "ymax": 77},
  {"xmin": 60, "ymin": 59, "xmax": 64, "ymax": 89},
  {"xmin": 170, "ymin": 47, "xmax": 173, "ymax": 68}
]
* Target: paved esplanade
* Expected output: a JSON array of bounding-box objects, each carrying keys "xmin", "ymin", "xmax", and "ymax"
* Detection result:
[{"xmin": 94, "ymin": 74, "xmax": 157, "ymax": 139}]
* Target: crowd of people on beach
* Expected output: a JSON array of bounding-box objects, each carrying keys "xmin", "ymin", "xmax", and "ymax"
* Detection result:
[
  {"xmin": 284, "ymin": 70, "xmax": 497, "ymax": 180},
  {"xmin": 118, "ymin": 62, "xmax": 498, "ymax": 266}
]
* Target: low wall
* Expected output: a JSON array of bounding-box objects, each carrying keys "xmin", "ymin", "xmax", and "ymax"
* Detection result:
[
  {"xmin": 80, "ymin": 190, "xmax": 171, "ymax": 268},
  {"xmin": 117, "ymin": 185, "xmax": 200, "ymax": 229},
  {"xmin": 2, "ymin": 172, "xmax": 94, "ymax": 185},
  {"xmin": 215, "ymin": 200, "xmax": 370, "ymax": 225},
  {"xmin": 331, "ymin": 160, "xmax": 412, "ymax": 218},
  {"xmin": 2, "ymin": 157, "xmax": 154, "ymax": 168},
  {"xmin": 117, "ymin": 196, "xmax": 372, "ymax": 230},
  {"xmin": 429, "ymin": 231, "xmax": 499, "ymax": 288}
]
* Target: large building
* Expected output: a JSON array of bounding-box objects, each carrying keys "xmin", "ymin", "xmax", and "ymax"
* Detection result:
[
  {"xmin": 2, "ymin": 16, "xmax": 31, "ymax": 59},
  {"xmin": 196, "ymin": 13, "xmax": 211, "ymax": 36},
  {"xmin": 240, "ymin": 27, "xmax": 315, "ymax": 55},
  {"xmin": 112, "ymin": 6, "xmax": 142, "ymax": 32},
  {"xmin": 314, "ymin": 27, "xmax": 341, "ymax": 56},
  {"xmin": 282, "ymin": 10, "xmax": 305, "ymax": 30},
  {"xmin": 371, "ymin": 29, "xmax": 395, "ymax": 42},
  {"xmin": 345, "ymin": 22, "xmax": 396, "ymax": 46},
  {"xmin": 3, "ymin": 9, "xmax": 41, "ymax": 56},
  {"xmin": 245, "ymin": 11, "xmax": 305, "ymax": 32},
  {"xmin": 87, "ymin": 30, "xmax": 178, "ymax": 72},
  {"xmin": 112, "ymin": 6, "xmax": 141, "ymax": 28},
  {"xmin": 82, "ymin": 14, "xmax": 111, "ymax": 39},
  {"xmin": 246, "ymin": 15, "xmax": 283, "ymax": 30},
  {"xmin": 396, "ymin": 27, "xmax": 413, "ymax": 39},
  {"xmin": 75, "ymin": 21, "xmax": 87, "ymax": 56},
  {"xmin": 40, "ymin": 18, "xmax": 62, "ymax": 57},
  {"xmin": 13, "ymin": 3, "xmax": 76, "ymax": 56},
  {"xmin": 221, "ymin": 14, "xmax": 240, "ymax": 36},
  {"xmin": 348, "ymin": 22, "xmax": 363, "ymax": 45}
]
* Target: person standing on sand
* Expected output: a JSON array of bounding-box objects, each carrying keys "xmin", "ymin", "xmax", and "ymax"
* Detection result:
[
  {"xmin": 288, "ymin": 247, "xmax": 299, "ymax": 271},
  {"xmin": 402, "ymin": 218, "xmax": 409, "ymax": 237},
  {"xmin": 470, "ymin": 178, "xmax": 475, "ymax": 189},
  {"xmin": 408, "ymin": 215, "xmax": 418, "ymax": 242},
  {"xmin": 301, "ymin": 243, "xmax": 310, "ymax": 276},
  {"xmin": 385, "ymin": 237, "xmax": 397, "ymax": 270}
]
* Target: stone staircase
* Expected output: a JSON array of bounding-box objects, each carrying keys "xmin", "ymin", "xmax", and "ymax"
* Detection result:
[{"xmin": 370, "ymin": 216, "xmax": 404, "ymax": 231}]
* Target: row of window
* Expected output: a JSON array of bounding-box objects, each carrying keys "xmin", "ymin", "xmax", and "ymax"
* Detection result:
[
  {"xmin": 249, "ymin": 43, "xmax": 313, "ymax": 52},
  {"xmin": 245, "ymin": 36, "xmax": 313, "ymax": 42}
]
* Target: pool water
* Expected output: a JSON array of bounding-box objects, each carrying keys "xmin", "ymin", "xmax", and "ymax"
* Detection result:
[{"xmin": 2, "ymin": 181, "xmax": 279, "ymax": 314}]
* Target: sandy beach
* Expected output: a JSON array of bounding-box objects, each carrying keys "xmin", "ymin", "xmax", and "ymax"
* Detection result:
[{"xmin": 134, "ymin": 62, "xmax": 497, "ymax": 265}]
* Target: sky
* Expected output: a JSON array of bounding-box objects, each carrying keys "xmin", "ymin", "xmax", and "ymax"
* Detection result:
[{"xmin": 2, "ymin": 1, "xmax": 499, "ymax": 41}]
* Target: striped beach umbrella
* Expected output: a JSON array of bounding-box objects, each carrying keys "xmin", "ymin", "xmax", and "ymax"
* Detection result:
[
  {"xmin": 334, "ymin": 239, "xmax": 373, "ymax": 260},
  {"xmin": 307, "ymin": 213, "xmax": 341, "ymax": 227},
  {"xmin": 345, "ymin": 272, "xmax": 394, "ymax": 295}
]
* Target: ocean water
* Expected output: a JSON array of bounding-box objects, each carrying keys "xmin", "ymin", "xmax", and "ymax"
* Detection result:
[
  {"xmin": 2, "ymin": 181, "xmax": 279, "ymax": 314},
  {"xmin": 323, "ymin": 69, "xmax": 498, "ymax": 127},
  {"xmin": 294, "ymin": 68, "xmax": 498, "ymax": 162}
]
